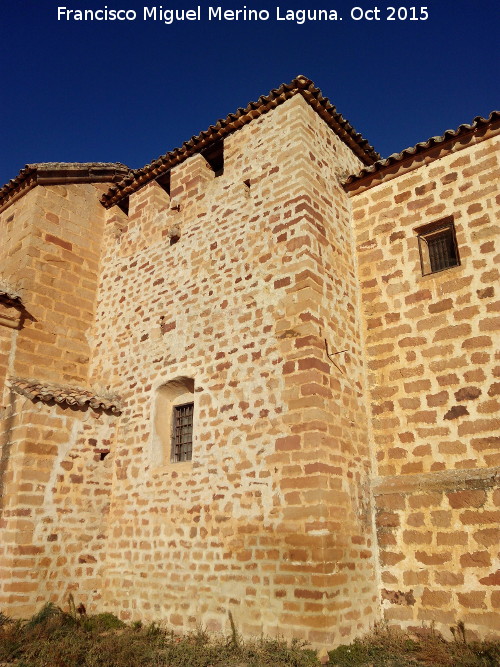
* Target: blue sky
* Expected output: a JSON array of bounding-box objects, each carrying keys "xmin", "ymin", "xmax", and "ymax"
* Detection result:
[{"xmin": 1, "ymin": 1, "xmax": 498, "ymax": 187}]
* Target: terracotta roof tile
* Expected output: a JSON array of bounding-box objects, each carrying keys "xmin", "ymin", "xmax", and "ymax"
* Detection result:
[
  {"xmin": 101, "ymin": 75, "xmax": 381, "ymax": 209},
  {"xmin": 9, "ymin": 378, "xmax": 122, "ymax": 415},
  {"xmin": 0, "ymin": 162, "xmax": 131, "ymax": 214},
  {"xmin": 344, "ymin": 111, "xmax": 500, "ymax": 190}
]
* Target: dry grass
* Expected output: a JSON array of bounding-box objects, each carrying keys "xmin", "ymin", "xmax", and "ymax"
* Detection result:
[
  {"xmin": 1, "ymin": 604, "xmax": 499, "ymax": 667},
  {"xmin": 0, "ymin": 603, "xmax": 317, "ymax": 667},
  {"xmin": 327, "ymin": 621, "xmax": 500, "ymax": 666}
]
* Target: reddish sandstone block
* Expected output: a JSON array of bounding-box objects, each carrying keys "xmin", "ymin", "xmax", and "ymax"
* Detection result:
[
  {"xmin": 376, "ymin": 512, "xmax": 400, "ymax": 528},
  {"xmin": 421, "ymin": 588, "xmax": 451, "ymax": 607},
  {"xmin": 471, "ymin": 436, "xmax": 500, "ymax": 452},
  {"xmin": 434, "ymin": 571, "xmax": 464, "ymax": 586},
  {"xmin": 460, "ymin": 510, "xmax": 500, "ymax": 525},
  {"xmin": 436, "ymin": 531, "xmax": 468, "ymax": 546},
  {"xmin": 455, "ymin": 387, "xmax": 482, "ymax": 401},
  {"xmin": 376, "ymin": 494, "xmax": 406, "ymax": 511},
  {"xmin": 437, "ymin": 373, "xmax": 460, "ymax": 386},
  {"xmin": 434, "ymin": 324, "xmax": 472, "ymax": 341},
  {"xmin": 403, "ymin": 530, "xmax": 432, "ymax": 545},
  {"xmin": 429, "ymin": 299, "xmax": 453, "ymax": 313},
  {"xmin": 378, "ymin": 533, "xmax": 397, "ymax": 547},
  {"xmin": 430, "ymin": 510, "xmax": 451, "ymax": 527},
  {"xmin": 275, "ymin": 436, "xmax": 301, "ymax": 452},
  {"xmin": 460, "ymin": 551, "xmax": 491, "ymax": 568},
  {"xmin": 447, "ymin": 490, "xmax": 486, "ymax": 509},
  {"xmin": 403, "ymin": 570, "xmax": 429, "ymax": 586},
  {"xmin": 444, "ymin": 405, "xmax": 469, "ymax": 420},
  {"xmin": 479, "ymin": 571, "xmax": 500, "ymax": 586},
  {"xmin": 45, "ymin": 233, "xmax": 72, "ymax": 251},
  {"xmin": 457, "ymin": 592, "xmax": 487, "ymax": 609},
  {"xmin": 380, "ymin": 551, "xmax": 405, "ymax": 566},
  {"xmin": 415, "ymin": 551, "xmax": 451, "ymax": 566},
  {"xmin": 462, "ymin": 336, "xmax": 492, "ymax": 349},
  {"xmin": 473, "ymin": 528, "xmax": 500, "ymax": 547},
  {"xmin": 409, "ymin": 493, "xmax": 442, "ymax": 509},
  {"xmin": 458, "ymin": 418, "xmax": 498, "ymax": 436},
  {"xmin": 426, "ymin": 391, "xmax": 449, "ymax": 407},
  {"xmin": 488, "ymin": 382, "xmax": 500, "ymax": 397}
]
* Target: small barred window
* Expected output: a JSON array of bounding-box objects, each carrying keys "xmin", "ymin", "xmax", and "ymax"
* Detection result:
[
  {"xmin": 416, "ymin": 218, "xmax": 460, "ymax": 275},
  {"xmin": 171, "ymin": 402, "xmax": 194, "ymax": 462},
  {"xmin": 152, "ymin": 377, "xmax": 194, "ymax": 467}
]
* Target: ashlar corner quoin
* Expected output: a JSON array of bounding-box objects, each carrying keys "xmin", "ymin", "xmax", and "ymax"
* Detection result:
[{"xmin": 0, "ymin": 76, "xmax": 499, "ymax": 647}]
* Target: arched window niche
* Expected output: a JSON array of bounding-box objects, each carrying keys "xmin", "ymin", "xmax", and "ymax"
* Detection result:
[{"xmin": 152, "ymin": 376, "xmax": 195, "ymax": 467}]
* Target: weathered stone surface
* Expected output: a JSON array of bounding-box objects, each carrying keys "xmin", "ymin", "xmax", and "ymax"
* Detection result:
[{"xmin": 1, "ymin": 82, "xmax": 499, "ymax": 646}]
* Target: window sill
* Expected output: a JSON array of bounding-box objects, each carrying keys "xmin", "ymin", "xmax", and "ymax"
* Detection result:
[
  {"xmin": 417, "ymin": 262, "xmax": 463, "ymax": 283},
  {"xmin": 151, "ymin": 460, "xmax": 193, "ymax": 476}
]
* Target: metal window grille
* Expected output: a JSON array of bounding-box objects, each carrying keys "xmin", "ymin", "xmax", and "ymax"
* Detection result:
[
  {"xmin": 171, "ymin": 402, "xmax": 194, "ymax": 462},
  {"xmin": 417, "ymin": 220, "xmax": 460, "ymax": 275},
  {"xmin": 427, "ymin": 229, "xmax": 458, "ymax": 272}
]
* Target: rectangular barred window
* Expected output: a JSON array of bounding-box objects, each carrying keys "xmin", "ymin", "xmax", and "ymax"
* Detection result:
[
  {"xmin": 171, "ymin": 402, "xmax": 194, "ymax": 462},
  {"xmin": 417, "ymin": 218, "xmax": 460, "ymax": 275}
]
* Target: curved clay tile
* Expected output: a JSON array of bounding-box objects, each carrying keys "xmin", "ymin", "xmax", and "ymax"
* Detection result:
[
  {"xmin": 9, "ymin": 377, "xmax": 122, "ymax": 415},
  {"xmin": 344, "ymin": 111, "xmax": 500, "ymax": 189},
  {"xmin": 100, "ymin": 75, "xmax": 381, "ymax": 210}
]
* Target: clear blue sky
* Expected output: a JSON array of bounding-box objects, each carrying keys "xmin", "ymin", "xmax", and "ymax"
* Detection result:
[{"xmin": 1, "ymin": 1, "xmax": 498, "ymax": 187}]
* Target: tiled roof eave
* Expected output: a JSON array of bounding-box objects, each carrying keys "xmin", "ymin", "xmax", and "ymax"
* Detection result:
[
  {"xmin": 0, "ymin": 162, "xmax": 131, "ymax": 215},
  {"xmin": 100, "ymin": 75, "xmax": 381, "ymax": 210},
  {"xmin": 343, "ymin": 111, "xmax": 500, "ymax": 193},
  {"xmin": 9, "ymin": 378, "xmax": 122, "ymax": 415}
]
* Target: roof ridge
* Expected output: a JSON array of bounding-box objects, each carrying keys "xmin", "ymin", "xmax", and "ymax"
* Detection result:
[
  {"xmin": 344, "ymin": 110, "xmax": 500, "ymax": 189},
  {"xmin": 100, "ymin": 75, "xmax": 381, "ymax": 209}
]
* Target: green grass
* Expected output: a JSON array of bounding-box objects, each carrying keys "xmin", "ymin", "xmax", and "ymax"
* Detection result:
[{"xmin": 1, "ymin": 605, "xmax": 499, "ymax": 667}]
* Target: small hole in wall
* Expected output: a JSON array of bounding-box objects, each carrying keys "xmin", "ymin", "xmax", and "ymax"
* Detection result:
[
  {"xmin": 202, "ymin": 140, "xmax": 224, "ymax": 177},
  {"xmin": 168, "ymin": 224, "xmax": 182, "ymax": 245},
  {"xmin": 243, "ymin": 179, "xmax": 251, "ymax": 189},
  {"xmin": 156, "ymin": 171, "xmax": 171, "ymax": 195},
  {"xmin": 100, "ymin": 451, "xmax": 109, "ymax": 461},
  {"xmin": 116, "ymin": 197, "xmax": 129, "ymax": 216}
]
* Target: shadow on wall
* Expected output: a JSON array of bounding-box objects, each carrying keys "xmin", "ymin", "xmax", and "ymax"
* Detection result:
[{"xmin": 0, "ymin": 389, "xmax": 17, "ymax": 511}]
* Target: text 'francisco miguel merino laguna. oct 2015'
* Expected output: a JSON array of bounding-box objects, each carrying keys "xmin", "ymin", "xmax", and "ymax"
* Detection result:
[{"xmin": 56, "ymin": 5, "xmax": 430, "ymax": 24}]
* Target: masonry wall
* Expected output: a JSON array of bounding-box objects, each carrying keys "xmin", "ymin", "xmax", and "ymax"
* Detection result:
[
  {"xmin": 2, "ymin": 95, "xmax": 497, "ymax": 647},
  {"xmin": 0, "ymin": 191, "xmax": 37, "ymax": 397},
  {"xmin": 89, "ymin": 94, "xmax": 379, "ymax": 645},
  {"xmin": 0, "ymin": 393, "xmax": 116, "ymax": 617},
  {"xmin": 351, "ymin": 127, "xmax": 500, "ymax": 638},
  {"xmin": 0, "ymin": 181, "xmax": 118, "ymax": 616},
  {"xmin": 0, "ymin": 318, "xmax": 16, "ymax": 392},
  {"xmin": 0, "ymin": 181, "xmax": 109, "ymax": 393}
]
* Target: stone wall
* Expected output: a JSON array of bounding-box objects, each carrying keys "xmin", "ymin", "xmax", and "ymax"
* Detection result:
[
  {"xmin": 0, "ymin": 315, "xmax": 16, "ymax": 392},
  {"xmin": 0, "ymin": 85, "xmax": 498, "ymax": 646},
  {"xmin": 89, "ymin": 94, "xmax": 379, "ymax": 645},
  {"xmin": 0, "ymin": 181, "xmax": 109, "ymax": 392},
  {"xmin": 0, "ymin": 177, "xmax": 120, "ymax": 616},
  {"xmin": 0, "ymin": 394, "xmax": 116, "ymax": 617},
  {"xmin": 351, "ymin": 128, "xmax": 500, "ymax": 638}
]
